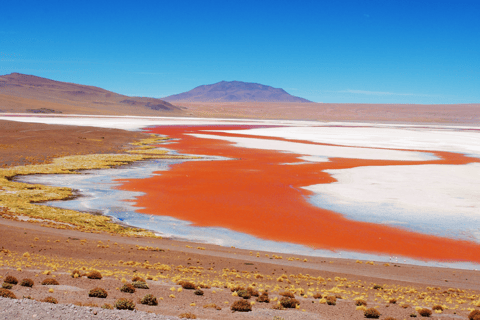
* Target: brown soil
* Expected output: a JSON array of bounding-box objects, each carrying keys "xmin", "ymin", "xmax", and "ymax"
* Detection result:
[{"xmin": 0, "ymin": 120, "xmax": 148, "ymax": 167}]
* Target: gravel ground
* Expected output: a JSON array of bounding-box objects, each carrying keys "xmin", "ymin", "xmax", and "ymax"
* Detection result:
[{"xmin": 0, "ymin": 297, "xmax": 182, "ymax": 320}]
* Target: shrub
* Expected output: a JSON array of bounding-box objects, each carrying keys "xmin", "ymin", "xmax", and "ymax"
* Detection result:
[
  {"xmin": 132, "ymin": 281, "xmax": 149, "ymax": 289},
  {"xmin": 432, "ymin": 304, "xmax": 443, "ymax": 311},
  {"xmin": 231, "ymin": 299, "xmax": 252, "ymax": 312},
  {"xmin": 373, "ymin": 284, "xmax": 383, "ymax": 290},
  {"xmin": 120, "ymin": 284, "xmax": 135, "ymax": 293},
  {"xmin": 410, "ymin": 313, "xmax": 417, "ymax": 317},
  {"xmin": 20, "ymin": 279, "xmax": 34, "ymax": 287},
  {"xmin": 247, "ymin": 287, "xmax": 259, "ymax": 297},
  {"xmin": 178, "ymin": 281, "xmax": 196, "ymax": 289},
  {"xmin": 280, "ymin": 297, "xmax": 299, "ymax": 308},
  {"xmin": 42, "ymin": 296, "xmax": 58, "ymax": 304},
  {"xmin": 237, "ymin": 290, "xmax": 251, "ymax": 299},
  {"xmin": 355, "ymin": 299, "xmax": 367, "ymax": 306},
  {"xmin": 179, "ymin": 313, "xmax": 197, "ymax": 319},
  {"xmin": 326, "ymin": 296, "xmax": 337, "ymax": 306},
  {"xmin": 86, "ymin": 271, "xmax": 102, "ymax": 280},
  {"xmin": 41, "ymin": 278, "xmax": 59, "ymax": 285},
  {"xmin": 194, "ymin": 288, "xmax": 204, "ymax": 296},
  {"xmin": 256, "ymin": 292, "xmax": 270, "ymax": 303},
  {"xmin": 2, "ymin": 283, "xmax": 13, "ymax": 289},
  {"xmin": 89, "ymin": 287, "xmax": 108, "ymax": 298},
  {"xmin": 71, "ymin": 270, "xmax": 82, "ymax": 278},
  {"xmin": 272, "ymin": 304, "xmax": 284, "ymax": 310},
  {"xmin": 132, "ymin": 276, "xmax": 145, "ymax": 282},
  {"xmin": 418, "ymin": 308, "xmax": 432, "ymax": 317},
  {"xmin": 101, "ymin": 303, "xmax": 113, "ymax": 309},
  {"xmin": 313, "ymin": 293, "xmax": 323, "ymax": 299},
  {"xmin": 279, "ymin": 291, "xmax": 295, "ymax": 299},
  {"xmin": 140, "ymin": 294, "xmax": 158, "ymax": 306},
  {"xmin": 203, "ymin": 303, "xmax": 221, "ymax": 310},
  {"xmin": 114, "ymin": 298, "xmax": 135, "ymax": 310},
  {"xmin": 364, "ymin": 308, "xmax": 381, "ymax": 318},
  {"xmin": 0, "ymin": 288, "xmax": 17, "ymax": 299},
  {"xmin": 4, "ymin": 276, "xmax": 18, "ymax": 285},
  {"xmin": 469, "ymin": 310, "xmax": 480, "ymax": 320},
  {"xmin": 230, "ymin": 285, "xmax": 245, "ymax": 292},
  {"xmin": 389, "ymin": 298, "xmax": 397, "ymax": 304}
]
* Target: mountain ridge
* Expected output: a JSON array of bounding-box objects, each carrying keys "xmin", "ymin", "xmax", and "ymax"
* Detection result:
[{"xmin": 163, "ymin": 80, "xmax": 310, "ymax": 103}]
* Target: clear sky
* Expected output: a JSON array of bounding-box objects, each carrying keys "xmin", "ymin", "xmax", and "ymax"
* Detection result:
[{"xmin": 1, "ymin": 0, "xmax": 479, "ymax": 104}]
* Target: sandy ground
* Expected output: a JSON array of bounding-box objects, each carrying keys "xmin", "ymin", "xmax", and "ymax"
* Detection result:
[{"xmin": 1, "ymin": 119, "xmax": 480, "ymax": 319}]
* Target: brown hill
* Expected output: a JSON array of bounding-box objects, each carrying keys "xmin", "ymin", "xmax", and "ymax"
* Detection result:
[
  {"xmin": 163, "ymin": 80, "xmax": 310, "ymax": 103},
  {"xmin": 0, "ymin": 73, "xmax": 184, "ymax": 116}
]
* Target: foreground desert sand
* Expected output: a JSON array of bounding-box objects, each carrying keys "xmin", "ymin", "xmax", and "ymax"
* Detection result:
[{"xmin": 1, "ymin": 118, "xmax": 480, "ymax": 320}]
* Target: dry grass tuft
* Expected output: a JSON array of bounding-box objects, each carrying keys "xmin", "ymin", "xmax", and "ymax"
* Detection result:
[
  {"xmin": 326, "ymin": 296, "xmax": 337, "ymax": 306},
  {"xmin": 4, "ymin": 275, "xmax": 18, "ymax": 285},
  {"xmin": 140, "ymin": 294, "xmax": 158, "ymax": 306},
  {"xmin": 279, "ymin": 291, "xmax": 295, "ymax": 299},
  {"xmin": 132, "ymin": 281, "xmax": 149, "ymax": 289},
  {"xmin": 86, "ymin": 270, "xmax": 102, "ymax": 279},
  {"xmin": 231, "ymin": 299, "xmax": 252, "ymax": 312},
  {"xmin": 88, "ymin": 287, "xmax": 108, "ymax": 298},
  {"xmin": 101, "ymin": 303, "xmax": 113, "ymax": 309},
  {"xmin": 178, "ymin": 280, "xmax": 196, "ymax": 290},
  {"xmin": 355, "ymin": 299, "xmax": 367, "ymax": 306},
  {"xmin": 114, "ymin": 298, "xmax": 135, "ymax": 310},
  {"xmin": 120, "ymin": 283, "xmax": 136, "ymax": 293},
  {"xmin": 469, "ymin": 310, "xmax": 480, "ymax": 320},
  {"xmin": 2, "ymin": 283, "xmax": 13, "ymax": 289},
  {"xmin": 42, "ymin": 296, "xmax": 58, "ymax": 304},
  {"xmin": 0, "ymin": 288, "xmax": 17, "ymax": 299},
  {"xmin": 41, "ymin": 278, "xmax": 59, "ymax": 285},
  {"xmin": 132, "ymin": 276, "xmax": 145, "ymax": 282},
  {"xmin": 203, "ymin": 303, "xmax": 221, "ymax": 310},
  {"xmin": 179, "ymin": 313, "xmax": 197, "ymax": 319},
  {"xmin": 20, "ymin": 278, "xmax": 34, "ymax": 287},
  {"xmin": 256, "ymin": 292, "xmax": 270, "ymax": 303},
  {"xmin": 280, "ymin": 297, "xmax": 300, "ymax": 308},
  {"xmin": 364, "ymin": 308, "xmax": 380, "ymax": 318},
  {"xmin": 418, "ymin": 308, "xmax": 432, "ymax": 317},
  {"xmin": 194, "ymin": 288, "xmax": 204, "ymax": 296}
]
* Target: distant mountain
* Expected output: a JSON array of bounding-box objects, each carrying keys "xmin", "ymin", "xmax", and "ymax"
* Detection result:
[
  {"xmin": 163, "ymin": 81, "xmax": 310, "ymax": 103},
  {"xmin": 0, "ymin": 73, "xmax": 182, "ymax": 115}
]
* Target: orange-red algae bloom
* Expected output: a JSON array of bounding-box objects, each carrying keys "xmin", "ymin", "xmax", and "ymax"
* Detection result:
[{"xmin": 118, "ymin": 125, "xmax": 480, "ymax": 263}]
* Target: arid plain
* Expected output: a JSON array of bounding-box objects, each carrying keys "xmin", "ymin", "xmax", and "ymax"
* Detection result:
[{"xmin": 1, "ymin": 74, "xmax": 480, "ymax": 319}]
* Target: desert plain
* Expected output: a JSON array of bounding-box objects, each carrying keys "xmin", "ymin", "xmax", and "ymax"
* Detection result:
[{"xmin": 1, "ymin": 70, "xmax": 480, "ymax": 320}]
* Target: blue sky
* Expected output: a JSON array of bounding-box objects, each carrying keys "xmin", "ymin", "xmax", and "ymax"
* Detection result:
[{"xmin": 1, "ymin": 0, "xmax": 479, "ymax": 104}]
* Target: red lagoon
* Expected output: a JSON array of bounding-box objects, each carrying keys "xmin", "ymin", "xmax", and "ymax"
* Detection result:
[{"xmin": 118, "ymin": 125, "xmax": 480, "ymax": 263}]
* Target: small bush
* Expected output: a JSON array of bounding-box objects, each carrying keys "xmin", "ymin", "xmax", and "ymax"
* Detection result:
[
  {"xmin": 120, "ymin": 284, "xmax": 135, "ymax": 293},
  {"xmin": 0, "ymin": 288, "xmax": 17, "ymax": 299},
  {"xmin": 132, "ymin": 281, "xmax": 149, "ymax": 289},
  {"xmin": 410, "ymin": 314, "xmax": 417, "ymax": 318},
  {"xmin": 272, "ymin": 304, "xmax": 284, "ymax": 310},
  {"xmin": 326, "ymin": 296, "xmax": 337, "ymax": 306},
  {"xmin": 418, "ymin": 308, "xmax": 432, "ymax": 317},
  {"xmin": 389, "ymin": 298, "xmax": 397, "ymax": 304},
  {"xmin": 140, "ymin": 294, "xmax": 158, "ymax": 306},
  {"xmin": 203, "ymin": 303, "xmax": 221, "ymax": 310},
  {"xmin": 194, "ymin": 288, "xmax": 204, "ymax": 296},
  {"xmin": 86, "ymin": 270, "xmax": 102, "ymax": 280},
  {"xmin": 279, "ymin": 291, "xmax": 295, "ymax": 299},
  {"xmin": 231, "ymin": 299, "xmax": 252, "ymax": 312},
  {"xmin": 313, "ymin": 293, "xmax": 323, "ymax": 299},
  {"xmin": 256, "ymin": 292, "xmax": 270, "ymax": 303},
  {"xmin": 230, "ymin": 285, "xmax": 245, "ymax": 292},
  {"xmin": 115, "ymin": 298, "xmax": 135, "ymax": 310},
  {"xmin": 237, "ymin": 290, "xmax": 251, "ymax": 299},
  {"xmin": 4, "ymin": 276, "xmax": 18, "ymax": 285},
  {"xmin": 20, "ymin": 279, "xmax": 34, "ymax": 287},
  {"xmin": 373, "ymin": 284, "xmax": 383, "ymax": 290},
  {"xmin": 178, "ymin": 281, "xmax": 196, "ymax": 289},
  {"xmin": 2, "ymin": 283, "xmax": 13, "ymax": 289},
  {"xmin": 280, "ymin": 297, "xmax": 300, "ymax": 308},
  {"xmin": 432, "ymin": 304, "xmax": 443, "ymax": 311},
  {"xmin": 101, "ymin": 303, "xmax": 113, "ymax": 309},
  {"xmin": 71, "ymin": 270, "xmax": 82, "ymax": 278},
  {"xmin": 132, "ymin": 276, "xmax": 145, "ymax": 282},
  {"xmin": 42, "ymin": 296, "xmax": 58, "ymax": 304},
  {"xmin": 247, "ymin": 287, "xmax": 259, "ymax": 297},
  {"xmin": 179, "ymin": 313, "xmax": 197, "ymax": 319},
  {"xmin": 355, "ymin": 299, "xmax": 367, "ymax": 306},
  {"xmin": 364, "ymin": 308, "xmax": 381, "ymax": 318},
  {"xmin": 41, "ymin": 278, "xmax": 59, "ymax": 285},
  {"xmin": 89, "ymin": 287, "xmax": 108, "ymax": 298},
  {"xmin": 23, "ymin": 295, "xmax": 33, "ymax": 300},
  {"xmin": 469, "ymin": 310, "xmax": 480, "ymax": 320}
]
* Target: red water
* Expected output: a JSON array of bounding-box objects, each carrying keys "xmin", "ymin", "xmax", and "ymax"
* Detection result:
[{"xmin": 118, "ymin": 125, "xmax": 480, "ymax": 263}]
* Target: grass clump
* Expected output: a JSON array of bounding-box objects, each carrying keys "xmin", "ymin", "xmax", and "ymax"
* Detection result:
[
  {"xmin": 237, "ymin": 290, "xmax": 251, "ymax": 299},
  {"xmin": 373, "ymin": 284, "xmax": 383, "ymax": 290},
  {"xmin": 203, "ymin": 303, "xmax": 221, "ymax": 310},
  {"xmin": 313, "ymin": 293, "xmax": 323, "ymax": 299},
  {"xmin": 42, "ymin": 296, "xmax": 58, "ymax": 304},
  {"xmin": 280, "ymin": 297, "xmax": 300, "ymax": 308},
  {"xmin": 231, "ymin": 299, "xmax": 252, "ymax": 312},
  {"xmin": 417, "ymin": 308, "xmax": 432, "ymax": 317},
  {"xmin": 41, "ymin": 278, "xmax": 59, "ymax": 285},
  {"xmin": 279, "ymin": 291, "xmax": 295, "ymax": 299},
  {"xmin": 469, "ymin": 310, "xmax": 480, "ymax": 320},
  {"xmin": 20, "ymin": 279, "xmax": 34, "ymax": 287},
  {"xmin": 326, "ymin": 296, "xmax": 337, "ymax": 306},
  {"xmin": 179, "ymin": 313, "xmax": 197, "ymax": 319},
  {"xmin": 256, "ymin": 292, "xmax": 270, "ymax": 303},
  {"xmin": 178, "ymin": 281, "xmax": 196, "ymax": 289},
  {"xmin": 230, "ymin": 285, "xmax": 245, "ymax": 292},
  {"xmin": 2, "ymin": 283, "xmax": 13, "ymax": 289},
  {"xmin": 101, "ymin": 303, "xmax": 113, "ymax": 309},
  {"xmin": 140, "ymin": 294, "xmax": 158, "ymax": 306},
  {"xmin": 364, "ymin": 307, "xmax": 381, "ymax": 318},
  {"xmin": 432, "ymin": 304, "xmax": 443, "ymax": 311},
  {"xmin": 115, "ymin": 298, "xmax": 135, "ymax": 310},
  {"xmin": 355, "ymin": 299, "xmax": 367, "ymax": 306},
  {"xmin": 247, "ymin": 287, "xmax": 259, "ymax": 297},
  {"xmin": 4, "ymin": 275, "xmax": 18, "ymax": 285},
  {"xmin": 120, "ymin": 283, "xmax": 136, "ymax": 293},
  {"xmin": 86, "ymin": 270, "xmax": 102, "ymax": 279},
  {"xmin": 0, "ymin": 288, "xmax": 17, "ymax": 299},
  {"xmin": 71, "ymin": 270, "xmax": 82, "ymax": 278},
  {"xmin": 132, "ymin": 276, "xmax": 145, "ymax": 282},
  {"xmin": 389, "ymin": 298, "xmax": 397, "ymax": 304},
  {"xmin": 132, "ymin": 281, "xmax": 149, "ymax": 289},
  {"xmin": 89, "ymin": 287, "xmax": 108, "ymax": 298},
  {"xmin": 194, "ymin": 288, "xmax": 204, "ymax": 296}
]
